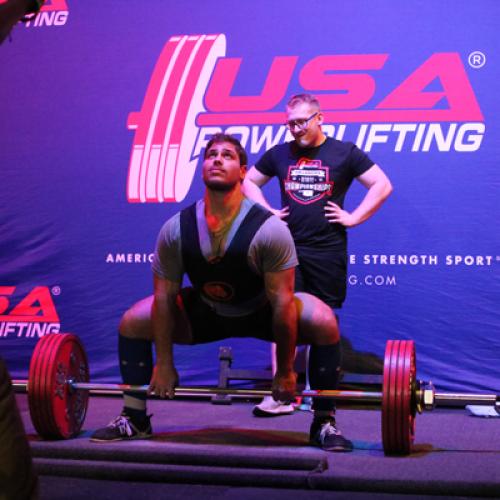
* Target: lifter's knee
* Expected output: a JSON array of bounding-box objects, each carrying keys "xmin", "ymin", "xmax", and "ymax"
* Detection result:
[
  {"xmin": 295, "ymin": 292, "xmax": 340, "ymax": 345},
  {"xmin": 311, "ymin": 313, "xmax": 340, "ymax": 345},
  {"xmin": 118, "ymin": 296, "xmax": 154, "ymax": 340}
]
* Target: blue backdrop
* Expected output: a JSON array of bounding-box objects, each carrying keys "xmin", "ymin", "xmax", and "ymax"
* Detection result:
[{"xmin": 1, "ymin": 0, "xmax": 499, "ymax": 393}]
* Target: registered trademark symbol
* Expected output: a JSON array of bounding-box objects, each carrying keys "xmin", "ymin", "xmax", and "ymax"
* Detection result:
[
  {"xmin": 468, "ymin": 51, "xmax": 486, "ymax": 69},
  {"xmin": 51, "ymin": 286, "xmax": 61, "ymax": 296}
]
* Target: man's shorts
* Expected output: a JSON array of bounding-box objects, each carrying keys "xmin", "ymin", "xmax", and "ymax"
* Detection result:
[
  {"xmin": 294, "ymin": 245, "xmax": 347, "ymax": 309},
  {"xmin": 179, "ymin": 287, "xmax": 275, "ymax": 344}
]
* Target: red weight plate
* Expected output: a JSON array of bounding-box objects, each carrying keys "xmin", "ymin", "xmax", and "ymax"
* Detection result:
[
  {"xmin": 27, "ymin": 333, "xmax": 45, "ymax": 435},
  {"xmin": 382, "ymin": 340, "xmax": 416, "ymax": 455},
  {"xmin": 28, "ymin": 333, "xmax": 60, "ymax": 438},
  {"xmin": 58, "ymin": 334, "xmax": 89, "ymax": 437},
  {"xmin": 382, "ymin": 340, "xmax": 396, "ymax": 453},
  {"xmin": 397, "ymin": 340, "xmax": 416, "ymax": 454},
  {"xmin": 394, "ymin": 340, "xmax": 405, "ymax": 453},
  {"xmin": 50, "ymin": 334, "xmax": 89, "ymax": 439},
  {"xmin": 397, "ymin": 341, "xmax": 406, "ymax": 452},
  {"xmin": 402, "ymin": 340, "xmax": 416, "ymax": 453},
  {"xmin": 39, "ymin": 333, "xmax": 70, "ymax": 437},
  {"xmin": 39, "ymin": 334, "xmax": 67, "ymax": 437},
  {"xmin": 28, "ymin": 333, "xmax": 89, "ymax": 439},
  {"xmin": 40, "ymin": 333, "xmax": 63, "ymax": 437}
]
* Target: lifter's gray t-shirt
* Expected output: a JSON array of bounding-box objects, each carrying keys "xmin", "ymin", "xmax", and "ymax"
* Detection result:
[{"xmin": 152, "ymin": 198, "xmax": 298, "ymax": 315}]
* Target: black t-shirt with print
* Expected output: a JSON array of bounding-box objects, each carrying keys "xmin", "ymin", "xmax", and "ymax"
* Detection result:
[{"xmin": 255, "ymin": 137, "xmax": 374, "ymax": 248}]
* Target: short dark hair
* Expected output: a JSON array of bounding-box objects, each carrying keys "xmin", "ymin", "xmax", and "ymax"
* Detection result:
[
  {"xmin": 286, "ymin": 93, "xmax": 321, "ymax": 111},
  {"xmin": 204, "ymin": 133, "xmax": 248, "ymax": 167}
]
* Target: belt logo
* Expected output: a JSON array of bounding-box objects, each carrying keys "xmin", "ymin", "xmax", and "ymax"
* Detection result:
[{"xmin": 203, "ymin": 282, "xmax": 234, "ymax": 302}]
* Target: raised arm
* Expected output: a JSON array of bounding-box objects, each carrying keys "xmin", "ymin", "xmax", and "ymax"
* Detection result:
[
  {"xmin": 264, "ymin": 267, "xmax": 298, "ymax": 400},
  {"xmin": 242, "ymin": 167, "xmax": 289, "ymax": 219},
  {"xmin": 324, "ymin": 164, "xmax": 393, "ymax": 227}
]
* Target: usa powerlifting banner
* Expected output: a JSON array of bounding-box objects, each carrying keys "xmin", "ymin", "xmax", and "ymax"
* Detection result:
[{"xmin": 1, "ymin": 0, "xmax": 499, "ymax": 392}]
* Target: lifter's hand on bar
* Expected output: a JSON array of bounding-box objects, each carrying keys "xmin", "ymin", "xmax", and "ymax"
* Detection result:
[
  {"xmin": 148, "ymin": 363, "xmax": 179, "ymax": 398},
  {"xmin": 272, "ymin": 370, "xmax": 297, "ymax": 402}
]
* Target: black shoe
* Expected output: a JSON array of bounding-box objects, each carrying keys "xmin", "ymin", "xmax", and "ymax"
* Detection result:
[
  {"xmin": 90, "ymin": 413, "xmax": 153, "ymax": 442},
  {"xmin": 309, "ymin": 417, "xmax": 353, "ymax": 452}
]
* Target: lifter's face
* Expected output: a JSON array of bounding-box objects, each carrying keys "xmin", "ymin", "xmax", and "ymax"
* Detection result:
[
  {"xmin": 286, "ymin": 102, "xmax": 324, "ymax": 148},
  {"xmin": 202, "ymin": 141, "xmax": 246, "ymax": 191}
]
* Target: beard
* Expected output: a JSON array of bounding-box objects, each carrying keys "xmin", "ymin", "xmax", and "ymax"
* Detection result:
[{"xmin": 203, "ymin": 177, "xmax": 239, "ymax": 192}]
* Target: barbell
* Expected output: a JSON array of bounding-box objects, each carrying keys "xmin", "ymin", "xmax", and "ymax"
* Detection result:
[{"xmin": 12, "ymin": 333, "xmax": 499, "ymax": 455}]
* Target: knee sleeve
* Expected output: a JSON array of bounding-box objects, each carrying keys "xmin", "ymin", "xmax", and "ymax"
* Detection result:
[
  {"xmin": 309, "ymin": 343, "xmax": 342, "ymax": 412},
  {"xmin": 119, "ymin": 335, "xmax": 153, "ymax": 401}
]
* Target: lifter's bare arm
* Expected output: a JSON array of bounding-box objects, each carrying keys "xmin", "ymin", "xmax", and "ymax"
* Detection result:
[
  {"xmin": 242, "ymin": 167, "xmax": 290, "ymax": 219},
  {"xmin": 148, "ymin": 275, "xmax": 180, "ymax": 399},
  {"xmin": 264, "ymin": 267, "xmax": 298, "ymax": 401}
]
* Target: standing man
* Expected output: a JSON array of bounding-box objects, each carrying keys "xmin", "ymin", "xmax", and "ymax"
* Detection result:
[
  {"xmin": 91, "ymin": 133, "xmax": 353, "ymax": 452},
  {"xmin": 243, "ymin": 93, "xmax": 392, "ymax": 417}
]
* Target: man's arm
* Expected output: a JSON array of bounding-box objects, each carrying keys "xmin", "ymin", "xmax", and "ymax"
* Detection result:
[
  {"xmin": 264, "ymin": 267, "xmax": 298, "ymax": 400},
  {"xmin": 242, "ymin": 167, "xmax": 289, "ymax": 219},
  {"xmin": 148, "ymin": 275, "xmax": 180, "ymax": 399},
  {"xmin": 324, "ymin": 164, "xmax": 393, "ymax": 227}
]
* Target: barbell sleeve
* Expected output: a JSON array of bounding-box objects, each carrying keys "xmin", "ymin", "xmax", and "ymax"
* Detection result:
[{"xmin": 434, "ymin": 392, "xmax": 499, "ymax": 407}]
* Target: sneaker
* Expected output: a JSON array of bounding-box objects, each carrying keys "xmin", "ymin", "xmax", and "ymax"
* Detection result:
[
  {"xmin": 90, "ymin": 413, "xmax": 153, "ymax": 442},
  {"xmin": 309, "ymin": 418, "xmax": 353, "ymax": 452},
  {"xmin": 252, "ymin": 395, "xmax": 295, "ymax": 417}
]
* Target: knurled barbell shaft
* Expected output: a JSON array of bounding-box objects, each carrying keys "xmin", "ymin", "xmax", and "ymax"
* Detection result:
[
  {"xmin": 12, "ymin": 378, "xmax": 382, "ymax": 402},
  {"xmin": 70, "ymin": 381, "xmax": 386, "ymax": 403}
]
